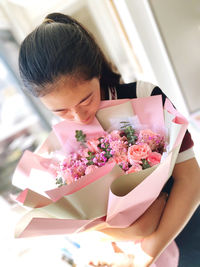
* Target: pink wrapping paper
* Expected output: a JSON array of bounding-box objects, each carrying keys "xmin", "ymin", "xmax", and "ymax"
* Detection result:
[
  {"xmin": 46, "ymin": 162, "xmax": 118, "ymax": 202},
  {"xmin": 106, "ymin": 153, "xmax": 172, "ymax": 227},
  {"xmin": 13, "ymin": 95, "xmax": 188, "ymax": 232},
  {"xmin": 13, "ymin": 95, "xmax": 187, "ymax": 230},
  {"xmin": 98, "ymin": 96, "xmax": 165, "ymax": 135},
  {"xmin": 53, "ymin": 117, "xmax": 105, "ymax": 153}
]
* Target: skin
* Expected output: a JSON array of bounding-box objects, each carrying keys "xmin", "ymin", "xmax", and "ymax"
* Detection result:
[
  {"xmin": 40, "ymin": 75, "xmax": 200, "ymax": 266},
  {"xmin": 40, "ymin": 76, "xmax": 102, "ymax": 124}
]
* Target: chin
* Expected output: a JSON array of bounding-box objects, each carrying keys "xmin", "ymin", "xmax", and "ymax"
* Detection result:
[{"xmin": 81, "ymin": 115, "xmax": 95, "ymax": 124}]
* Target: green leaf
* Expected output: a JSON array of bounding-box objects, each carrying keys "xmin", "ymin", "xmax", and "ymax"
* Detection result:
[
  {"xmin": 141, "ymin": 159, "xmax": 151, "ymax": 169},
  {"xmin": 86, "ymin": 151, "xmax": 95, "ymax": 165},
  {"xmin": 55, "ymin": 177, "xmax": 66, "ymax": 187},
  {"xmin": 75, "ymin": 130, "xmax": 86, "ymax": 146}
]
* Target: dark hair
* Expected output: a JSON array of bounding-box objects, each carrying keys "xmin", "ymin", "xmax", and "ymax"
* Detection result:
[{"xmin": 19, "ymin": 12, "xmax": 121, "ymax": 97}]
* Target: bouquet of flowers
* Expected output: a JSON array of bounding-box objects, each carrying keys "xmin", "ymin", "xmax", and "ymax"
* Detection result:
[
  {"xmin": 12, "ymin": 96, "xmax": 187, "ymax": 248},
  {"xmin": 54, "ymin": 121, "xmax": 166, "ymax": 188}
]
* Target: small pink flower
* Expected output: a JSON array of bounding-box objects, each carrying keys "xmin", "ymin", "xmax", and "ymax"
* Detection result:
[
  {"xmin": 137, "ymin": 129, "xmax": 162, "ymax": 150},
  {"xmin": 147, "ymin": 152, "xmax": 161, "ymax": 166},
  {"xmin": 61, "ymin": 156, "xmax": 73, "ymax": 168},
  {"xmin": 128, "ymin": 143, "xmax": 151, "ymax": 164},
  {"xmin": 126, "ymin": 163, "xmax": 142, "ymax": 174},
  {"xmin": 85, "ymin": 165, "xmax": 98, "ymax": 175}
]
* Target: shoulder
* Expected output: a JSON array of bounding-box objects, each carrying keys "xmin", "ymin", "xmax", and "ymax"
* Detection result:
[
  {"xmin": 116, "ymin": 80, "xmax": 166, "ymax": 104},
  {"xmin": 136, "ymin": 80, "xmax": 167, "ymax": 106},
  {"xmin": 116, "ymin": 82, "xmax": 137, "ymax": 99},
  {"xmin": 136, "ymin": 80, "xmax": 156, "ymax": 97}
]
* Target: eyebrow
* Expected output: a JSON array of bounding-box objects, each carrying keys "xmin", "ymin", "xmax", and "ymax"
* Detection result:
[{"xmin": 53, "ymin": 92, "xmax": 93, "ymax": 112}]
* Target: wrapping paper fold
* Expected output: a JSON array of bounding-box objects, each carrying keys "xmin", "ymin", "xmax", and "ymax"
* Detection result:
[{"xmin": 12, "ymin": 95, "xmax": 188, "ymax": 266}]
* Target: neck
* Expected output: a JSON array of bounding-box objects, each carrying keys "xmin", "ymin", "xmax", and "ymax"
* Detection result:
[{"xmin": 100, "ymin": 86, "xmax": 109, "ymax": 100}]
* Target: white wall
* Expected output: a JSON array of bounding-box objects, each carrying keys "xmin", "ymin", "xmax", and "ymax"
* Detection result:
[
  {"xmin": 114, "ymin": 0, "xmax": 189, "ymax": 117},
  {"xmin": 149, "ymin": 0, "xmax": 200, "ymax": 113}
]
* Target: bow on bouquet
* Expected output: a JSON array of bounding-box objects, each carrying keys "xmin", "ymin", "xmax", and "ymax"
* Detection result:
[{"xmin": 12, "ymin": 96, "xmax": 187, "ymax": 242}]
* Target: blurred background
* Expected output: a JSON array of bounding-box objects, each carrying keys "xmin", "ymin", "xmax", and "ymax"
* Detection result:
[{"xmin": 0, "ymin": 0, "xmax": 199, "ymax": 266}]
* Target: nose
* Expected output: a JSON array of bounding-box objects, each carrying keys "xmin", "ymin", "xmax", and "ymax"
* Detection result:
[{"xmin": 72, "ymin": 107, "xmax": 88, "ymax": 123}]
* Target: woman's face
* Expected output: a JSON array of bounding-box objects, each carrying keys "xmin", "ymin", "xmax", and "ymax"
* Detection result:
[{"xmin": 40, "ymin": 76, "xmax": 101, "ymax": 124}]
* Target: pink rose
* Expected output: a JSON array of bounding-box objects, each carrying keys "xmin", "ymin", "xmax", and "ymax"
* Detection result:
[
  {"xmin": 85, "ymin": 165, "xmax": 98, "ymax": 175},
  {"xmin": 147, "ymin": 152, "xmax": 161, "ymax": 166},
  {"xmin": 126, "ymin": 163, "xmax": 142, "ymax": 174},
  {"xmin": 128, "ymin": 143, "xmax": 151, "ymax": 164}
]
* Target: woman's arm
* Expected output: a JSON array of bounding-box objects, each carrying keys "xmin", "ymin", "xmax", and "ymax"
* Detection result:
[
  {"xmin": 98, "ymin": 157, "xmax": 200, "ymax": 267},
  {"xmin": 99, "ymin": 192, "xmax": 168, "ymax": 241},
  {"xmin": 140, "ymin": 157, "xmax": 200, "ymax": 266}
]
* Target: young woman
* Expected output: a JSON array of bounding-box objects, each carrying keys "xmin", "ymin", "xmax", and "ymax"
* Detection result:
[{"xmin": 18, "ymin": 12, "xmax": 200, "ymax": 267}]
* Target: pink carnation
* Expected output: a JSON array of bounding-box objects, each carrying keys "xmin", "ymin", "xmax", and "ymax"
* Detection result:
[
  {"xmin": 109, "ymin": 130, "xmax": 121, "ymax": 139},
  {"xmin": 113, "ymin": 154, "xmax": 129, "ymax": 171},
  {"xmin": 109, "ymin": 140, "xmax": 127, "ymax": 157},
  {"xmin": 137, "ymin": 129, "xmax": 162, "ymax": 150},
  {"xmin": 77, "ymin": 147, "xmax": 90, "ymax": 158},
  {"xmin": 128, "ymin": 143, "xmax": 151, "ymax": 164},
  {"xmin": 85, "ymin": 165, "xmax": 98, "ymax": 175},
  {"xmin": 126, "ymin": 163, "xmax": 142, "ymax": 174},
  {"xmin": 114, "ymin": 154, "xmax": 128, "ymax": 165},
  {"xmin": 108, "ymin": 157, "xmax": 115, "ymax": 164},
  {"xmin": 147, "ymin": 152, "xmax": 162, "ymax": 166},
  {"xmin": 86, "ymin": 139, "xmax": 100, "ymax": 153},
  {"xmin": 61, "ymin": 169, "xmax": 74, "ymax": 184}
]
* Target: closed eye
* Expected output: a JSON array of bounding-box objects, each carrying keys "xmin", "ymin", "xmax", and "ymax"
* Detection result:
[
  {"xmin": 52, "ymin": 92, "xmax": 93, "ymax": 113},
  {"xmin": 54, "ymin": 109, "xmax": 69, "ymax": 115},
  {"xmin": 80, "ymin": 94, "xmax": 93, "ymax": 106}
]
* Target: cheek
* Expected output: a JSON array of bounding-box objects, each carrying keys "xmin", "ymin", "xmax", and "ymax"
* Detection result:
[
  {"xmin": 91, "ymin": 91, "xmax": 101, "ymax": 112},
  {"xmin": 55, "ymin": 112, "xmax": 74, "ymax": 120},
  {"xmin": 88, "ymin": 101, "xmax": 100, "ymax": 118},
  {"xmin": 62, "ymin": 115, "xmax": 74, "ymax": 120}
]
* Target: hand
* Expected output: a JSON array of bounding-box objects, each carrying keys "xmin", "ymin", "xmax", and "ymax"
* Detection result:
[
  {"xmin": 98, "ymin": 192, "xmax": 168, "ymax": 242},
  {"xmin": 89, "ymin": 253, "xmax": 134, "ymax": 267},
  {"xmin": 88, "ymin": 242, "xmax": 153, "ymax": 267}
]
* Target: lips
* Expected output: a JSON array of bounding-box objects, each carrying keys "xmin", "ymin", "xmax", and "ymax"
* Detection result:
[
  {"xmin": 82, "ymin": 115, "xmax": 93, "ymax": 124},
  {"xmin": 80, "ymin": 115, "xmax": 90, "ymax": 123}
]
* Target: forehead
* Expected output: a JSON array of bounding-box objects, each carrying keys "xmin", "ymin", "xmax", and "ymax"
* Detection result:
[
  {"xmin": 40, "ymin": 75, "xmax": 96, "ymax": 110},
  {"xmin": 52, "ymin": 74, "xmax": 86, "ymax": 92}
]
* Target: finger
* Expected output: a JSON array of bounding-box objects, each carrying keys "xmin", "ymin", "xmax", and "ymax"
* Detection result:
[{"xmin": 111, "ymin": 242, "xmax": 124, "ymax": 253}]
